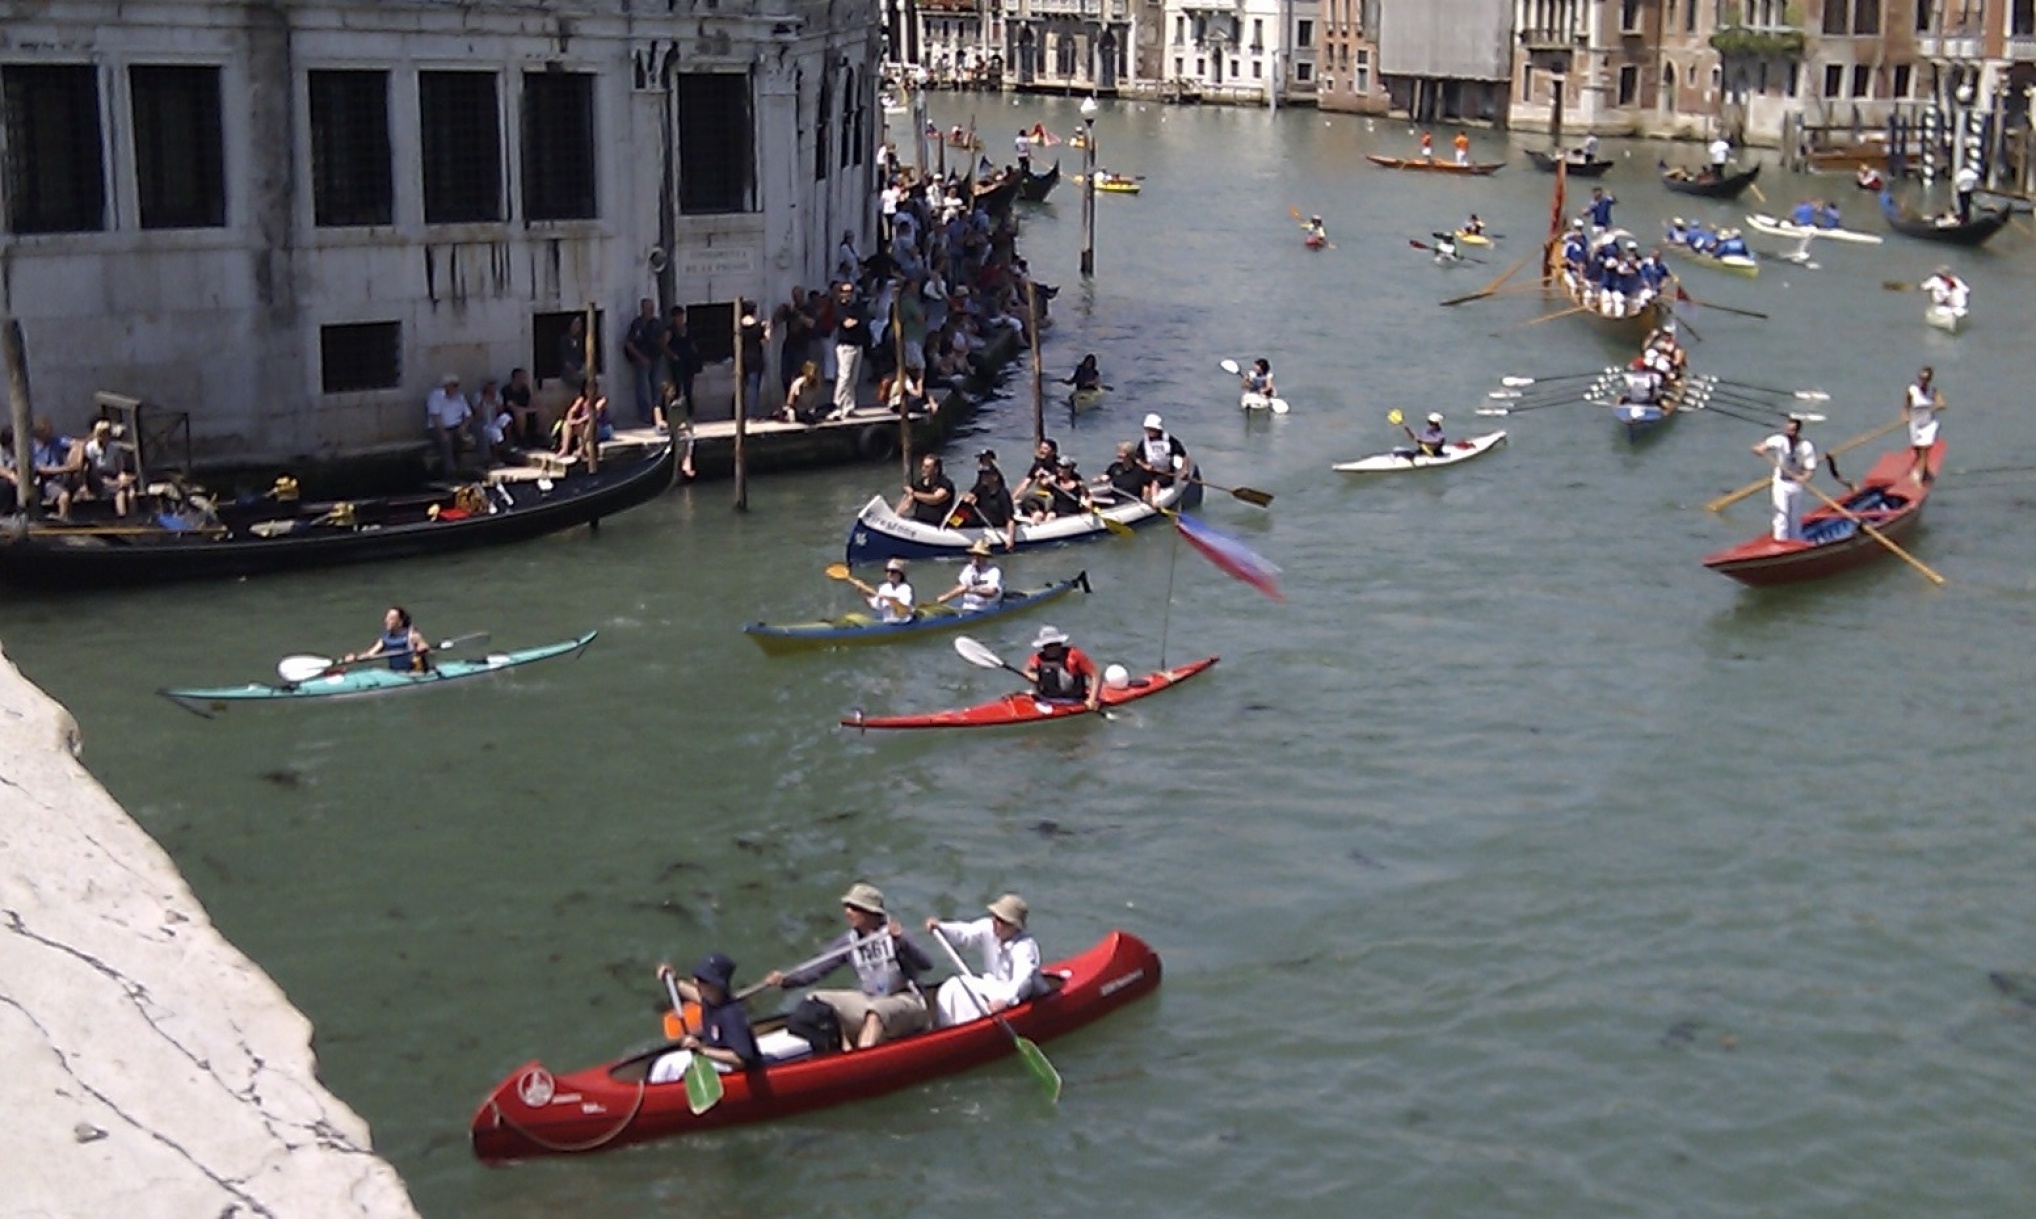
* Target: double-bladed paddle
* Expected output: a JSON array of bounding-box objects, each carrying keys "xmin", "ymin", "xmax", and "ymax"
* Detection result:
[
  {"xmin": 955, "ymin": 636, "xmax": 1109, "ymax": 717},
  {"xmin": 1218, "ymin": 359, "xmax": 1291, "ymax": 414},
  {"xmin": 1407, "ymin": 238, "xmax": 1487, "ymax": 264},
  {"xmin": 276, "ymin": 632, "xmax": 491, "ymax": 684},
  {"xmin": 931, "ymin": 926, "xmax": 1061, "ymax": 1102}
]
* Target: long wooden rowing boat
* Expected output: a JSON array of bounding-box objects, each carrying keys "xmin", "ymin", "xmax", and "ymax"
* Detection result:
[
  {"xmin": 1701, "ymin": 443, "xmax": 1942, "ymax": 585},
  {"xmin": 1332, "ymin": 431, "xmax": 1507, "ymax": 472},
  {"xmin": 743, "ymin": 573, "xmax": 1089, "ymax": 655},
  {"xmin": 470, "ymin": 931, "xmax": 1161, "ymax": 1160},
  {"xmin": 842, "ymin": 657, "xmax": 1217, "ymax": 730},
  {"xmin": 844, "ymin": 470, "xmax": 1201, "ymax": 564},
  {"xmin": 1365, "ymin": 154, "xmax": 1505, "ymax": 175},
  {"xmin": 160, "ymin": 633, "xmax": 597, "ymax": 715}
]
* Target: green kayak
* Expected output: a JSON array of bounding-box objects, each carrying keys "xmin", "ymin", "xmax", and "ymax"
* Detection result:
[
  {"xmin": 160, "ymin": 632, "xmax": 597, "ymax": 716},
  {"xmin": 744, "ymin": 573, "xmax": 1089, "ymax": 655}
]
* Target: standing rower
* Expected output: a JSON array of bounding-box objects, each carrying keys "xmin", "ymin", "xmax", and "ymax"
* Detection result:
[
  {"xmin": 1753, "ymin": 417, "xmax": 1817, "ymax": 543},
  {"xmin": 1901, "ymin": 366, "xmax": 1946, "ymax": 485}
]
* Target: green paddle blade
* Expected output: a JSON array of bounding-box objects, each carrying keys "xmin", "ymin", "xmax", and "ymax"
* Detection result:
[
  {"xmin": 684, "ymin": 1051, "xmax": 724, "ymax": 1115},
  {"xmin": 1016, "ymin": 1035, "xmax": 1062, "ymax": 1103}
]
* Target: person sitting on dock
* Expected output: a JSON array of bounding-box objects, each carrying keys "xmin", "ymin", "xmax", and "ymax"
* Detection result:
[
  {"xmin": 844, "ymin": 558, "xmax": 916, "ymax": 624},
  {"xmin": 502, "ymin": 367, "xmax": 541, "ymax": 449},
  {"xmin": 426, "ymin": 373, "xmax": 472, "ymax": 475},
  {"xmin": 555, "ymin": 377, "xmax": 609, "ymax": 461},
  {"xmin": 79, "ymin": 421, "xmax": 137, "ymax": 518},
  {"xmin": 937, "ymin": 539, "xmax": 1005, "ymax": 612},
  {"xmin": 898, "ymin": 453, "xmax": 955, "ymax": 525},
  {"xmin": 1022, "ymin": 626, "xmax": 1100, "ymax": 712},
  {"xmin": 650, "ymin": 953, "xmax": 760, "ymax": 1081},
  {"xmin": 925, "ymin": 894, "xmax": 1043, "ymax": 1029},
  {"xmin": 1134, "ymin": 413, "xmax": 1189, "ymax": 505},
  {"xmin": 1402, "ymin": 411, "xmax": 1448, "ymax": 458},
  {"xmin": 783, "ymin": 360, "xmax": 826, "ymax": 425},
  {"xmin": 28, "ymin": 417, "xmax": 82, "ymax": 521},
  {"xmin": 766, "ymin": 883, "xmax": 932, "ymax": 1052},
  {"xmin": 1754, "ymin": 417, "xmax": 1817, "ymax": 543},
  {"xmin": 343, "ymin": 607, "xmax": 431, "ymax": 674}
]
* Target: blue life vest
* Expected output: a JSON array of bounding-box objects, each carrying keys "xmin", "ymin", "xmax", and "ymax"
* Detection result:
[{"xmin": 381, "ymin": 628, "xmax": 415, "ymax": 672}]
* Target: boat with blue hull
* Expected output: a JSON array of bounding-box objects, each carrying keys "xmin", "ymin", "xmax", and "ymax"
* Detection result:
[
  {"xmin": 744, "ymin": 573, "xmax": 1089, "ymax": 654},
  {"xmin": 844, "ymin": 470, "xmax": 1202, "ymax": 564}
]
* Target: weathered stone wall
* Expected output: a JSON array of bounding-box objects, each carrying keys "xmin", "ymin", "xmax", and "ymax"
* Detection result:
[{"xmin": 0, "ymin": 645, "xmax": 419, "ymax": 1219}]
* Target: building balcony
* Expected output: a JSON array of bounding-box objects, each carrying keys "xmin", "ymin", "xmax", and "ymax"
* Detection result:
[
  {"xmin": 1518, "ymin": 27, "xmax": 1584, "ymax": 52},
  {"xmin": 1916, "ymin": 33, "xmax": 1982, "ymax": 61},
  {"xmin": 2008, "ymin": 37, "xmax": 2036, "ymax": 63}
]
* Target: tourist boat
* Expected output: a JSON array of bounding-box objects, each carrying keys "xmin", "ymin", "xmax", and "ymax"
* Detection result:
[
  {"xmin": 1663, "ymin": 238, "xmax": 1758, "ymax": 277},
  {"xmin": 469, "ymin": 931, "xmax": 1163, "ymax": 1160},
  {"xmin": 844, "ymin": 470, "xmax": 1201, "ymax": 564},
  {"xmin": 1331, "ymin": 431, "xmax": 1507, "ymax": 473},
  {"xmin": 1701, "ymin": 443, "xmax": 1942, "ymax": 586},
  {"xmin": 0, "ymin": 440, "xmax": 676, "ymax": 589},
  {"xmin": 1528, "ymin": 149, "xmax": 1613, "ymax": 177},
  {"xmin": 1879, "ymin": 190, "xmax": 2010, "ymax": 247},
  {"xmin": 1016, "ymin": 160, "xmax": 1061, "ymax": 203},
  {"xmin": 1659, "ymin": 163, "xmax": 1762, "ymax": 199},
  {"xmin": 1744, "ymin": 213, "xmax": 1884, "ymax": 245},
  {"xmin": 843, "ymin": 658, "xmax": 1218, "ymax": 730},
  {"xmin": 1924, "ymin": 303, "xmax": 1967, "ymax": 334},
  {"xmin": 743, "ymin": 573, "xmax": 1089, "ymax": 655},
  {"xmin": 159, "ymin": 633, "xmax": 598, "ymax": 716},
  {"xmin": 1365, "ymin": 153, "xmax": 1505, "ymax": 175}
]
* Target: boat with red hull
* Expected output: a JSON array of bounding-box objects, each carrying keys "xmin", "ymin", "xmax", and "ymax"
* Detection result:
[
  {"xmin": 1702, "ymin": 443, "xmax": 1942, "ymax": 586},
  {"xmin": 470, "ymin": 931, "xmax": 1162, "ymax": 1161},
  {"xmin": 842, "ymin": 657, "xmax": 1218, "ymax": 729}
]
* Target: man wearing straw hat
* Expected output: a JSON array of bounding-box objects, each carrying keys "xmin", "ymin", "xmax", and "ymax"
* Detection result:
[
  {"xmin": 924, "ymin": 895, "xmax": 1042, "ymax": 1028},
  {"xmin": 936, "ymin": 538, "xmax": 1004, "ymax": 612},
  {"xmin": 767, "ymin": 882, "xmax": 932, "ymax": 1050}
]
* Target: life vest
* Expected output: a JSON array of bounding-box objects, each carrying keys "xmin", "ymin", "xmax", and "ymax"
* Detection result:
[
  {"xmin": 1034, "ymin": 652, "xmax": 1089, "ymax": 700},
  {"xmin": 381, "ymin": 628, "xmax": 420, "ymax": 672}
]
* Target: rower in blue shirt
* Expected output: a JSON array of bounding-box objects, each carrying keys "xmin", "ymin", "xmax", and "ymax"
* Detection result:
[
  {"xmin": 1789, "ymin": 199, "xmax": 1818, "ymax": 226},
  {"xmin": 1582, "ymin": 187, "xmax": 1617, "ymax": 234},
  {"xmin": 1684, "ymin": 223, "xmax": 1719, "ymax": 254},
  {"xmin": 1715, "ymin": 229, "xmax": 1751, "ymax": 258},
  {"xmin": 1815, "ymin": 201, "xmax": 1842, "ymax": 229},
  {"xmin": 1665, "ymin": 216, "xmax": 1689, "ymax": 244}
]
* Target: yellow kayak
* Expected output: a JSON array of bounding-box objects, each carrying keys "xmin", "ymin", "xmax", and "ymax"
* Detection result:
[
  {"xmin": 1074, "ymin": 173, "xmax": 1143, "ymax": 194},
  {"xmin": 1454, "ymin": 230, "xmax": 1492, "ymax": 246}
]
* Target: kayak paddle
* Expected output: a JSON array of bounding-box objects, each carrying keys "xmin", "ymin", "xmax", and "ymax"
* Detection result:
[
  {"xmin": 660, "ymin": 968, "xmax": 724, "ymax": 1115},
  {"xmin": 1218, "ymin": 358, "xmax": 1241, "ymax": 376},
  {"xmin": 1186, "ymin": 475, "xmax": 1274, "ymax": 508},
  {"xmin": 824, "ymin": 562, "xmax": 853, "ymax": 580},
  {"xmin": 276, "ymin": 631, "xmax": 491, "ymax": 683},
  {"xmin": 931, "ymin": 926, "xmax": 1061, "ymax": 1102},
  {"xmin": 955, "ymin": 635, "xmax": 1027, "ymax": 678}
]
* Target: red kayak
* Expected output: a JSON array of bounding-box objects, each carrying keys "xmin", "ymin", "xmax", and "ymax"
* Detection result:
[
  {"xmin": 1702, "ymin": 443, "xmax": 1941, "ymax": 586},
  {"xmin": 470, "ymin": 931, "xmax": 1161, "ymax": 1161},
  {"xmin": 1304, "ymin": 233, "xmax": 1328, "ymax": 249},
  {"xmin": 841, "ymin": 657, "xmax": 1218, "ymax": 730}
]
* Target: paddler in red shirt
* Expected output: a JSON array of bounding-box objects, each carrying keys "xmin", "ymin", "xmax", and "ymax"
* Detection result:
[{"xmin": 1022, "ymin": 626, "xmax": 1099, "ymax": 712}]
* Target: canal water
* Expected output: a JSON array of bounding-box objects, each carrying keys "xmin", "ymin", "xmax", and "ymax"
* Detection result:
[{"xmin": 7, "ymin": 97, "xmax": 2036, "ymax": 1216}]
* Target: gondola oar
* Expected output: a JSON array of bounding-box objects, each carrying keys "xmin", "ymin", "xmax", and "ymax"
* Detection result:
[
  {"xmin": 931, "ymin": 926, "xmax": 1061, "ymax": 1102},
  {"xmin": 1440, "ymin": 251, "xmax": 1532, "ymax": 306},
  {"xmin": 1704, "ymin": 417, "xmax": 1905, "ymax": 512},
  {"xmin": 1778, "ymin": 462, "xmax": 1947, "ymax": 586},
  {"xmin": 277, "ymin": 632, "xmax": 491, "ymax": 683},
  {"xmin": 1499, "ymin": 368, "xmax": 1617, "ymax": 388},
  {"xmin": 1705, "ymin": 378, "xmax": 1829, "ymax": 402}
]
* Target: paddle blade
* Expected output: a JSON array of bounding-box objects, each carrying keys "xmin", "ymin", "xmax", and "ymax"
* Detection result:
[
  {"xmin": 1230, "ymin": 485, "xmax": 1275, "ymax": 508},
  {"xmin": 824, "ymin": 562, "xmax": 852, "ymax": 580},
  {"xmin": 954, "ymin": 635, "xmax": 1008, "ymax": 671},
  {"xmin": 277, "ymin": 655, "xmax": 333, "ymax": 683},
  {"xmin": 1096, "ymin": 512, "xmax": 1136, "ymax": 537},
  {"xmin": 1016, "ymin": 1035, "xmax": 1063, "ymax": 1102},
  {"xmin": 1500, "ymin": 376, "xmax": 1534, "ymax": 387},
  {"xmin": 1269, "ymin": 397, "xmax": 1291, "ymax": 415},
  {"xmin": 684, "ymin": 1050, "xmax": 724, "ymax": 1115},
  {"xmin": 1386, "ymin": 409, "xmax": 1404, "ymax": 426},
  {"xmin": 1218, "ymin": 358, "xmax": 1241, "ymax": 376}
]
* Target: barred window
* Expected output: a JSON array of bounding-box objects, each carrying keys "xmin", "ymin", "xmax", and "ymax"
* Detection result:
[
  {"xmin": 320, "ymin": 321, "xmax": 402, "ymax": 393},
  {"xmin": 2, "ymin": 65, "xmax": 106, "ymax": 234},
  {"xmin": 132, "ymin": 66, "xmax": 225, "ymax": 229},
  {"xmin": 309, "ymin": 71, "xmax": 392, "ymax": 227},
  {"xmin": 814, "ymin": 66, "xmax": 832, "ymax": 181},
  {"xmin": 522, "ymin": 72, "xmax": 596, "ymax": 221},
  {"xmin": 686, "ymin": 302, "xmax": 735, "ymax": 365},
  {"xmin": 678, "ymin": 73, "xmax": 753, "ymax": 215},
  {"xmin": 420, "ymin": 71, "xmax": 502, "ymax": 224}
]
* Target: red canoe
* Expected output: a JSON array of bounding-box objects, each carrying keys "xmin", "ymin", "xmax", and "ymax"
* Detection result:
[
  {"xmin": 1702, "ymin": 442, "xmax": 1942, "ymax": 586},
  {"xmin": 841, "ymin": 657, "xmax": 1218, "ymax": 730},
  {"xmin": 470, "ymin": 931, "xmax": 1162, "ymax": 1161}
]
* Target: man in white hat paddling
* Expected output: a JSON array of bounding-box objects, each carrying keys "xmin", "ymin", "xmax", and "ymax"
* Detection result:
[
  {"xmin": 1401, "ymin": 411, "xmax": 1448, "ymax": 458},
  {"xmin": 1021, "ymin": 626, "xmax": 1099, "ymax": 712},
  {"xmin": 1133, "ymin": 413, "xmax": 1189, "ymax": 505},
  {"xmin": 924, "ymin": 894, "xmax": 1042, "ymax": 1028},
  {"xmin": 766, "ymin": 882, "xmax": 932, "ymax": 1050},
  {"xmin": 936, "ymin": 538, "xmax": 1004, "ymax": 612},
  {"xmin": 843, "ymin": 557, "xmax": 915, "ymax": 624}
]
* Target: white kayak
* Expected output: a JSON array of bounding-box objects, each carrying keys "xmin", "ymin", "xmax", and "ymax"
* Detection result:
[
  {"xmin": 1925, "ymin": 304, "xmax": 1967, "ymax": 334},
  {"xmin": 1744, "ymin": 213, "xmax": 1885, "ymax": 245},
  {"xmin": 1240, "ymin": 392, "xmax": 1292, "ymax": 415},
  {"xmin": 1332, "ymin": 431, "xmax": 1507, "ymax": 473}
]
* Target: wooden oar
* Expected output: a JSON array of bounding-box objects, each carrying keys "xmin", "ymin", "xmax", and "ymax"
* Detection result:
[
  {"xmin": 1881, "ymin": 280, "xmax": 1916, "ymax": 291},
  {"xmin": 1706, "ymin": 379, "xmax": 1830, "ymax": 402},
  {"xmin": 276, "ymin": 631, "xmax": 491, "ymax": 683},
  {"xmin": 1187, "ymin": 475, "xmax": 1273, "ymax": 507},
  {"xmin": 1685, "ymin": 295, "xmax": 1770, "ymax": 321},
  {"xmin": 1517, "ymin": 304, "xmax": 1594, "ymax": 329},
  {"xmin": 931, "ymin": 927, "xmax": 1061, "ymax": 1102},
  {"xmin": 659, "ymin": 971, "xmax": 725, "ymax": 1115},
  {"xmin": 1440, "ymin": 251, "xmax": 1531, "ymax": 306},
  {"xmin": 1790, "ymin": 468, "xmax": 1946, "ymax": 586},
  {"xmin": 1499, "ymin": 368, "xmax": 1616, "ymax": 388},
  {"xmin": 1747, "ymin": 180, "xmax": 1768, "ymax": 205},
  {"xmin": 1705, "ymin": 417, "xmax": 1905, "ymax": 512}
]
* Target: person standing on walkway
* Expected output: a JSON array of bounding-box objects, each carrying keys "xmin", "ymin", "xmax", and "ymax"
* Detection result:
[
  {"xmin": 1754, "ymin": 416, "xmax": 1816, "ymax": 543},
  {"xmin": 624, "ymin": 298, "xmax": 666, "ymax": 427},
  {"xmin": 831, "ymin": 287, "xmax": 870, "ymax": 420},
  {"xmin": 662, "ymin": 307, "xmax": 699, "ymax": 428},
  {"xmin": 1901, "ymin": 366, "xmax": 1945, "ymax": 485}
]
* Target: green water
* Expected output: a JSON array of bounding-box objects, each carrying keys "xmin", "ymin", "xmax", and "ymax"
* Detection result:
[{"xmin": 6, "ymin": 96, "xmax": 2036, "ymax": 1216}]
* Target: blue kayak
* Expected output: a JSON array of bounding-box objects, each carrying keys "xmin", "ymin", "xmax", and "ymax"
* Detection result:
[{"xmin": 744, "ymin": 574, "xmax": 1089, "ymax": 655}]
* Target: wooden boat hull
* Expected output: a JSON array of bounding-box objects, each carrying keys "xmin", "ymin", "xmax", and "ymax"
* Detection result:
[
  {"xmin": 1879, "ymin": 191, "xmax": 2010, "ymax": 246},
  {"xmin": 844, "ymin": 469, "xmax": 1202, "ymax": 564},
  {"xmin": 1332, "ymin": 431, "xmax": 1507, "ymax": 472},
  {"xmin": 1365, "ymin": 154, "xmax": 1505, "ymax": 175},
  {"xmin": 843, "ymin": 658, "xmax": 1218, "ymax": 730},
  {"xmin": 1661, "ymin": 163, "xmax": 1761, "ymax": 199},
  {"xmin": 1744, "ymin": 213, "xmax": 1883, "ymax": 245},
  {"xmin": 470, "ymin": 931, "xmax": 1162, "ymax": 1160},
  {"xmin": 159, "ymin": 633, "xmax": 597, "ymax": 715},
  {"xmin": 1702, "ymin": 444, "xmax": 1941, "ymax": 586},
  {"xmin": 1528, "ymin": 149, "xmax": 1613, "ymax": 177},
  {"xmin": 0, "ymin": 442, "xmax": 675, "ymax": 589},
  {"xmin": 744, "ymin": 574, "xmax": 1088, "ymax": 655}
]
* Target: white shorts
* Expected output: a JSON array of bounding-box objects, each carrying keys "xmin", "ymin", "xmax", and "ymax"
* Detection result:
[{"xmin": 1907, "ymin": 416, "xmax": 1939, "ymax": 448}]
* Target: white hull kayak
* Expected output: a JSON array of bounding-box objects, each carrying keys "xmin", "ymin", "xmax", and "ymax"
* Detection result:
[
  {"xmin": 1240, "ymin": 392, "xmax": 1292, "ymax": 415},
  {"xmin": 1744, "ymin": 213, "xmax": 1884, "ymax": 245},
  {"xmin": 1925, "ymin": 304, "xmax": 1966, "ymax": 333},
  {"xmin": 1333, "ymin": 431, "xmax": 1507, "ymax": 473}
]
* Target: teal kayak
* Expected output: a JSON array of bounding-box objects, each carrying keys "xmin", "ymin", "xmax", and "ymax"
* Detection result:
[
  {"xmin": 744, "ymin": 573, "xmax": 1088, "ymax": 655},
  {"xmin": 160, "ymin": 632, "xmax": 597, "ymax": 716}
]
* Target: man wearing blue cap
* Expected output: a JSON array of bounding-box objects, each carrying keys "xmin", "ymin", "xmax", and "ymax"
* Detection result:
[{"xmin": 656, "ymin": 952, "xmax": 761, "ymax": 1072}]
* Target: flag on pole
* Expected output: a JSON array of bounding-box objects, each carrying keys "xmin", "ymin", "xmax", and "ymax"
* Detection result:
[{"xmin": 1174, "ymin": 513, "xmax": 1283, "ymax": 601}]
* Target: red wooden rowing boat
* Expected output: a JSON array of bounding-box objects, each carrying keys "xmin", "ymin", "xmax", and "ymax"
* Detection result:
[
  {"xmin": 470, "ymin": 931, "xmax": 1161, "ymax": 1161},
  {"xmin": 1365, "ymin": 153, "xmax": 1505, "ymax": 175},
  {"xmin": 841, "ymin": 657, "xmax": 1218, "ymax": 730},
  {"xmin": 1702, "ymin": 443, "xmax": 1942, "ymax": 586}
]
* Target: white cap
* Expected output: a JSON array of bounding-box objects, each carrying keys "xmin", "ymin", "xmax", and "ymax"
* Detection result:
[
  {"xmin": 1142, "ymin": 413, "xmax": 1164, "ymax": 430},
  {"xmin": 441, "ymin": 372, "xmax": 460, "ymax": 386},
  {"xmin": 1426, "ymin": 412, "xmax": 1444, "ymax": 424}
]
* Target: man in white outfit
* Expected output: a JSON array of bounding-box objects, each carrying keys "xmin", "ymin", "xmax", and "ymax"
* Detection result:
[
  {"xmin": 1755, "ymin": 416, "xmax": 1816, "ymax": 542},
  {"xmin": 1902, "ymin": 365, "xmax": 1945, "ymax": 485},
  {"xmin": 925, "ymin": 894, "xmax": 1042, "ymax": 1028},
  {"xmin": 1707, "ymin": 135, "xmax": 1731, "ymax": 170}
]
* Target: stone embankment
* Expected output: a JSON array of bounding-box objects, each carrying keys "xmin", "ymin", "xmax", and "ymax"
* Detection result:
[{"xmin": 0, "ymin": 645, "xmax": 417, "ymax": 1217}]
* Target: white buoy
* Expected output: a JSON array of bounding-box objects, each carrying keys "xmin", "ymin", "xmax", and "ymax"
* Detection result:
[{"xmin": 1103, "ymin": 664, "xmax": 1131, "ymax": 689}]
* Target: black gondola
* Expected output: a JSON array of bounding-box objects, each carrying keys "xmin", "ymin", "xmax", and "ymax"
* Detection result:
[
  {"xmin": 969, "ymin": 167, "xmax": 1024, "ymax": 216},
  {"xmin": 0, "ymin": 440, "xmax": 677, "ymax": 589},
  {"xmin": 1017, "ymin": 159, "xmax": 1061, "ymax": 202},
  {"xmin": 1879, "ymin": 190, "xmax": 2011, "ymax": 247},
  {"xmin": 1659, "ymin": 162, "xmax": 1762, "ymax": 199},
  {"xmin": 1528, "ymin": 149, "xmax": 1613, "ymax": 177}
]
